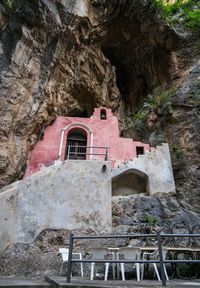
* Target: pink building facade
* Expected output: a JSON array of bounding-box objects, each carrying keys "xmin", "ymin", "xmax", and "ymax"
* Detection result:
[{"xmin": 25, "ymin": 108, "xmax": 150, "ymax": 177}]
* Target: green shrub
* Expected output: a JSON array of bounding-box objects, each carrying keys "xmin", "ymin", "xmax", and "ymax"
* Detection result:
[
  {"xmin": 185, "ymin": 9, "xmax": 200, "ymax": 31},
  {"xmin": 160, "ymin": 87, "xmax": 176, "ymax": 103},
  {"xmin": 112, "ymin": 210, "xmax": 118, "ymax": 217},
  {"xmin": 172, "ymin": 145, "xmax": 184, "ymax": 158},
  {"xmin": 167, "ymin": 115, "xmax": 177, "ymax": 124},
  {"xmin": 150, "ymin": 97, "xmax": 160, "ymax": 110},
  {"xmin": 142, "ymin": 213, "xmax": 158, "ymax": 225},
  {"xmin": 1, "ymin": 0, "xmax": 13, "ymax": 9},
  {"xmin": 151, "ymin": 0, "xmax": 200, "ymax": 33},
  {"xmin": 149, "ymin": 87, "xmax": 175, "ymax": 113},
  {"xmin": 132, "ymin": 110, "xmax": 148, "ymax": 121},
  {"xmin": 131, "ymin": 109, "xmax": 149, "ymax": 130}
]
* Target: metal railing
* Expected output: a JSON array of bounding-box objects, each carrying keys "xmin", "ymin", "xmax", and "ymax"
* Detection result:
[
  {"xmin": 66, "ymin": 232, "xmax": 200, "ymax": 286},
  {"xmin": 66, "ymin": 145, "xmax": 109, "ymax": 161}
]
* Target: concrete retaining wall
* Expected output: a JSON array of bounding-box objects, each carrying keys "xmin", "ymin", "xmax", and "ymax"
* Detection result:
[{"xmin": 0, "ymin": 160, "xmax": 112, "ymax": 251}]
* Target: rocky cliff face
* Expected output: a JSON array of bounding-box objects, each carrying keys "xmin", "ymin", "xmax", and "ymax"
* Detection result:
[
  {"xmin": 0, "ymin": 0, "xmax": 199, "ymax": 214},
  {"xmin": 0, "ymin": 0, "xmax": 200, "ymax": 277},
  {"xmin": 0, "ymin": 0, "xmax": 121, "ymax": 187},
  {"xmin": 0, "ymin": 0, "xmax": 181, "ymax": 186},
  {"xmin": 0, "ymin": 0, "xmax": 199, "ymax": 209}
]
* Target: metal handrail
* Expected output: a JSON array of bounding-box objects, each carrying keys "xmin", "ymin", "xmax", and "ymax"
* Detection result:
[
  {"xmin": 66, "ymin": 232, "xmax": 200, "ymax": 286},
  {"xmin": 68, "ymin": 152, "xmax": 107, "ymax": 156},
  {"xmin": 67, "ymin": 145, "xmax": 109, "ymax": 160},
  {"xmin": 67, "ymin": 146, "xmax": 109, "ymax": 149}
]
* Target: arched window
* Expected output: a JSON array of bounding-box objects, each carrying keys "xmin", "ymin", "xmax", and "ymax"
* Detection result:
[
  {"xmin": 65, "ymin": 129, "xmax": 87, "ymax": 160},
  {"xmin": 100, "ymin": 109, "xmax": 107, "ymax": 120}
]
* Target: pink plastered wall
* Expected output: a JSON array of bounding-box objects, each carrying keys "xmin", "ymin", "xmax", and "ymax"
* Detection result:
[{"xmin": 24, "ymin": 108, "xmax": 150, "ymax": 177}]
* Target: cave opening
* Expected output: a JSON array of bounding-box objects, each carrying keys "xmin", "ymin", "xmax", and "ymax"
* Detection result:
[
  {"xmin": 100, "ymin": 4, "xmax": 177, "ymax": 113},
  {"xmin": 69, "ymin": 85, "xmax": 97, "ymax": 118},
  {"xmin": 101, "ymin": 44, "xmax": 148, "ymax": 111}
]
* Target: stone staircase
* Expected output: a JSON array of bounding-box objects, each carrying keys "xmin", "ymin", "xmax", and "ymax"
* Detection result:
[{"xmin": 112, "ymin": 143, "xmax": 176, "ymax": 195}]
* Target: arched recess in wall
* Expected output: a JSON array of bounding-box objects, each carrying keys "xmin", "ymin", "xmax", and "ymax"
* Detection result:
[
  {"xmin": 65, "ymin": 128, "xmax": 87, "ymax": 160},
  {"xmin": 112, "ymin": 169, "xmax": 149, "ymax": 196}
]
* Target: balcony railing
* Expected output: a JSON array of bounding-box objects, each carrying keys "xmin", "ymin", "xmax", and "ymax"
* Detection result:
[{"xmin": 66, "ymin": 145, "xmax": 109, "ymax": 161}]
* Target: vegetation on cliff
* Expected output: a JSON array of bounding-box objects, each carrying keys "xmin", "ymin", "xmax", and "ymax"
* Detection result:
[
  {"xmin": 1, "ymin": 0, "xmax": 13, "ymax": 9},
  {"xmin": 0, "ymin": 0, "xmax": 200, "ymax": 277},
  {"xmin": 0, "ymin": 0, "xmax": 199, "ymax": 215},
  {"xmin": 152, "ymin": 0, "xmax": 200, "ymax": 32}
]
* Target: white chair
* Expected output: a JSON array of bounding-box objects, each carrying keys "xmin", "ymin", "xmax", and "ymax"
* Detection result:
[
  {"xmin": 119, "ymin": 247, "xmax": 141, "ymax": 281},
  {"xmin": 141, "ymin": 248, "xmax": 169, "ymax": 281},
  {"xmin": 59, "ymin": 248, "xmax": 83, "ymax": 277},
  {"xmin": 108, "ymin": 247, "xmax": 120, "ymax": 279},
  {"xmin": 90, "ymin": 248, "xmax": 110, "ymax": 281}
]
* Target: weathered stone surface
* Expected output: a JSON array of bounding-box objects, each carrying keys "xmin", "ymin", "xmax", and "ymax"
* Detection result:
[
  {"xmin": 0, "ymin": 160, "xmax": 112, "ymax": 252},
  {"xmin": 0, "ymin": 0, "xmax": 182, "ymax": 188},
  {"xmin": 112, "ymin": 193, "xmax": 200, "ymax": 228},
  {"xmin": 0, "ymin": 0, "xmax": 121, "ymax": 188},
  {"xmin": 0, "ymin": 228, "xmax": 80, "ymax": 277},
  {"xmin": 0, "ymin": 0, "xmax": 200, "ymax": 278},
  {"xmin": 128, "ymin": 61, "xmax": 200, "ymax": 214}
]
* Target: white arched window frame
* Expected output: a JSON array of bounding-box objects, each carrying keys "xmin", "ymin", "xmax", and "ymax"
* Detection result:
[{"xmin": 57, "ymin": 122, "xmax": 94, "ymax": 161}]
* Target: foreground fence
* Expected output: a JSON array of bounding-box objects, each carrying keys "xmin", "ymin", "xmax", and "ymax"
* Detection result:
[{"xmin": 66, "ymin": 232, "xmax": 200, "ymax": 286}]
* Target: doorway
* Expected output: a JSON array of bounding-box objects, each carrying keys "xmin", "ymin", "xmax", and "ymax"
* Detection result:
[{"xmin": 65, "ymin": 129, "xmax": 87, "ymax": 160}]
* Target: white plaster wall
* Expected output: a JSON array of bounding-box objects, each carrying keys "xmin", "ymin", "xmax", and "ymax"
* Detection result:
[
  {"xmin": 0, "ymin": 160, "xmax": 112, "ymax": 251},
  {"xmin": 112, "ymin": 143, "xmax": 175, "ymax": 194}
]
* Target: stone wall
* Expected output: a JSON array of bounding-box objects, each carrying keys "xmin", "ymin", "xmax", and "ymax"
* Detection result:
[
  {"xmin": 112, "ymin": 143, "xmax": 175, "ymax": 195},
  {"xmin": 0, "ymin": 160, "xmax": 112, "ymax": 251}
]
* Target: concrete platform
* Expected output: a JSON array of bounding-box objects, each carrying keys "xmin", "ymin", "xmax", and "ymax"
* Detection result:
[
  {"xmin": 1, "ymin": 276, "xmax": 200, "ymax": 288},
  {"xmin": 0, "ymin": 277, "xmax": 50, "ymax": 288},
  {"xmin": 45, "ymin": 276, "xmax": 200, "ymax": 288}
]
